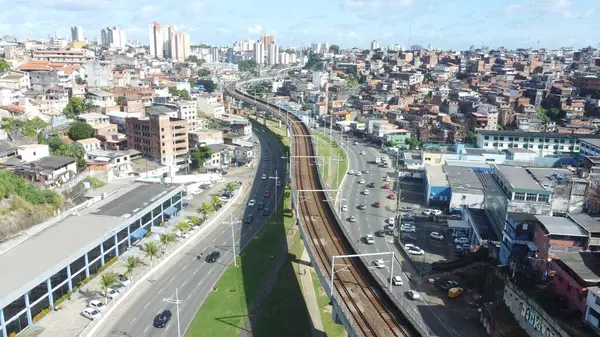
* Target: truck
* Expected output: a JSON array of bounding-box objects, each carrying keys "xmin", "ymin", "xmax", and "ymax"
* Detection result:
[{"xmin": 375, "ymin": 157, "xmax": 381, "ymax": 165}]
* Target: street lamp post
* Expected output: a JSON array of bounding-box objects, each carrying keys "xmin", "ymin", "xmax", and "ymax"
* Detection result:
[
  {"xmin": 224, "ymin": 214, "xmax": 242, "ymax": 267},
  {"xmin": 269, "ymin": 170, "xmax": 280, "ymax": 209},
  {"xmin": 330, "ymin": 252, "xmax": 396, "ymax": 293},
  {"xmin": 163, "ymin": 288, "xmax": 183, "ymax": 337}
]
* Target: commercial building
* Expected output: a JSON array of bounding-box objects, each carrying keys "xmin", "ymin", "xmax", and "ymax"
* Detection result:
[
  {"xmin": 125, "ymin": 108, "xmax": 189, "ymax": 169},
  {"xmin": 424, "ymin": 164, "xmax": 450, "ymax": 206},
  {"xmin": 444, "ymin": 165, "xmax": 485, "ymax": 211},
  {"xmin": 100, "ymin": 27, "xmax": 126, "ymax": 49},
  {"xmin": 70, "ymin": 26, "xmax": 84, "ymax": 42},
  {"xmin": 31, "ymin": 50, "xmax": 90, "ymax": 66},
  {"xmin": 0, "ymin": 181, "xmax": 183, "ymax": 337},
  {"xmin": 476, "ymin": 130, "xmax": 586, "ymax": 157}
]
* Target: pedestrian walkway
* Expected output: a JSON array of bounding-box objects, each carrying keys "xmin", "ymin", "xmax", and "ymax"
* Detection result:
[{"xmin": 299, "ymin": 248, "xmax": 326, "ymax": 337}]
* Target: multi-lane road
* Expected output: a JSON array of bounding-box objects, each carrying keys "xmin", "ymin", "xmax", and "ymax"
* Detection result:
[
  {"xmin": 97, "ymin": 127, "xmax": 285, "ymax": 337},
  {"xmin": 318, "ymin": 127, "xmax": 454, "ymax": 337}
]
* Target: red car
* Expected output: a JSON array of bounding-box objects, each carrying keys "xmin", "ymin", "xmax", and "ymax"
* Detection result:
[
  {"xmin": 383, "ymin": 183, "xmax": 390, "ymax": 189},
  {"xmin": 389, "ymin": 193, "xmax": 396, "ymax": 200},
  {"xmin": 264, "ymin": 191, "xmax": 271, "ymax": 197},
  {"xmin": 374, "ymin": 202, "xmax": 380, "ymax": 208}
]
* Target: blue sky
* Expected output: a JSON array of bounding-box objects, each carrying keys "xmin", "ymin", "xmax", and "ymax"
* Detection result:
[{"xmin": 1, "ymin": 0, "xmax": 598, "ymax": 50}]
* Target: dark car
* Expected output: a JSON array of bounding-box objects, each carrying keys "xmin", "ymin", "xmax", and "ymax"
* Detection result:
[
  {"xmin": 244, "ymin": 215, "xmax": 253, "ymax": 224},
  {"xmin": 257, "ymin": 202, "xmax": 265, "ymax": 210},
  {"xmin": 264, "ymin": 191, "xmax": 271, "ymax": 197},
  {"xmin": 367, "ymin": 182, "xmax": 375, "ymax": 188},
  {"xmin": 357, "ymin": 204, "xmax": 366, "ymax": 210},
  {"xmin": 205, "ymin": 251, "xmax": 221, "ymax": 263},
  {"xmin": 153, "ymin": 310, "xmax": 172, "ymax": 328},
  {"xmin": 262, "ymin": 208, "xmax": 270, "ymax": 216}
]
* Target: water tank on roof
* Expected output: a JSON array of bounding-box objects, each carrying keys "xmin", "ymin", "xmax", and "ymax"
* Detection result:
[{"xmin": 83, "ymin": 181, "xmax": 91, "ymax": 189}]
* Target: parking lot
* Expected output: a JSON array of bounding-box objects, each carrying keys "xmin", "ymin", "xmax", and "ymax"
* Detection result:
[{"xmin": 398, "ymin": 219, "xmax": 456, "ymax": 268}]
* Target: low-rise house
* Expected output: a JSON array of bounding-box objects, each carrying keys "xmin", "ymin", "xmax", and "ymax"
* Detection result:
[
  {"xmin": 86, "ymin": 149, "xmax": 134, "ymax": 180},
  {"xmin": 234, "ymin": 146, "xmax": 254, "ymax": 164},
  {"xmin": 86, "ymin": 89, "xmax": 115, "ymax": 107},
  {"xmin": 17, "ymin": 144, "xmax": 49, "ymax": 162},
  {"xmin": 77, "ymin": 112, "xmax": 110, "ymax": 125},
  {"xmin": 11, "ymin": 155, "xmax": 77, "ymax": 188},
  {"xmin": 189, "ymin": 129, "xmax": 223, "ymax": 148},
  {"xmin": 76, "ymin": 138, "xmax": 102, "ymax": 152}
]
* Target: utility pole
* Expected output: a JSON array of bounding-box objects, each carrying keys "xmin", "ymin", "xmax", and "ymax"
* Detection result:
[
  {"xmin": 226, "ymin": 214, "xmax": 242, "ymax": 267},
  {"xmin": 269, "ymin": 170, "xmax": 280, "ymax": 210},
  {"xmin": 163, "ymin": 288, "xmax": 183, "ymax": 337}
]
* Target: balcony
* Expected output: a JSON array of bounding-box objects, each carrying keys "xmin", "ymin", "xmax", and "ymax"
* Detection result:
[{"xmin": 173, "ymin": 132, "xmax": 186, "ymax": 138}]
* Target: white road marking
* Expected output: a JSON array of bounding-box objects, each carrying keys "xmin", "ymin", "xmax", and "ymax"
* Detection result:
[
  {"xmin": 181, "ymin": 280, "xmax": 187, "ymax": 287},
  {"xmin": 157, "ymin": 287, "xmax": 164, "ymax": 294},
  {"xmin": 181, "ymin": 265, "xmax": 186, "ymax": 272},
  {"xmin": 193, "ymin": 269, "xmax": 199, "ymax": 275},
  {"xmin": 144, "ymin": 326, "xmax": 149, "ymax": 333},
  {"xmin": 131, "ymin": 317, "xmax": 137, "ymax": 325},
  {"xmin": 144, "ymin": 301, "xmax": 150, "ymax": 308},
  {"xmin": 166, "ymin": 324, "xmax": 171, "ymax": 331},
  {"xmin": 212, "ymin": 238, "xmax": 217, "ymax": 243},
  {"xmin": 187, "ymin": 292, "xmax": 193, "ymax": 301},
  {"xmin": 198, "ymin": 280, "xmax": 203, "ymax": 287}
]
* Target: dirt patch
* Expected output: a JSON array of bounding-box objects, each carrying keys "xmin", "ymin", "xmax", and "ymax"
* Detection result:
[{"xmin": 323, "ymin": 304, "xmax": 333, "ymax": 314}]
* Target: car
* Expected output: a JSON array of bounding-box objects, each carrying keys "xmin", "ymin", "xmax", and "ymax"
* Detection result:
[
  {"xmin": 448, "ymin": 287, "xmax": 464, "ymax": 299},
  {"xmin": 373, "ymin": 202, "xmax": 380, "ymax": 208},
  {"xmin": 88, "ymin": 300, "xmax": 107, "ymax": 312},
  {"xmin": 375, "ymin": 229, "xmax": 386, "ymax": 237},
  {"xmin": 81, "ymin": 307, "xmax": 101, "ymax": 321},
  {"xmin": 406, "ymin": 245, "xmax": 425, "ymax": 255},
  {"xmin": 373, "ymin": 259, "xmax": 385, "ymax": 268},
  {"xmin": 383, "ymin": 183, "xmax": 390, "ymax": 189},
  {"xmin": 387, "ymin": 223, "xmax": 395, "ymax": 231},
  {"xmin": 357, "ymin": 204, "xmax": 366, "ymax": 210},
  {"xmin": 400, "ymin": 206, "xmax": 413, "ymax": 211},
  {"xmin": 261, "ymin": 174, "xmax": 267, "ymax": 180},
  {"xmin": 264, "ymin": 156, "xmax": 269, "ymax": 161},
  {"xmin": 248, "ymin": 199, "xmax": 256, "ymax": 207},
  {"xmin": 348, "ymin": 170, "xmax": 355, "ymax": 175},
  {"xmin": 219, "ymin": 196, "xmax": 230, "ymax": 202},
  {"xmin": 454, "ymin": 237, "xmax": 469, "ymax": 244},
  {"xmin": 367, "ymin": 182, "xmax": 375, "ymax": 188},
  {"xmin": 104, "ymin": 288, "xmax": 120, "ymax": 300},
  {"xmin": 262, "ymin": 208, "xmax": 270, "ymax": 216},
  {"xmin": 356, "ymin": 171, "xmax": 362, "ymax": 176},
  {"xmin": 406, "ymin": 290, "xmax": 421, "ymax": 300},
  {"xmin": 365, "ymin": 234, "xmax": 375, "ymax": 244},
  {"xmin": 276, "ymin": 180, "xmax": 281, "ymax": 187},
  {"xmin": 400, "ymin": 224, "xmax": 416, "ymax": 233},
  {"xmin": 388, "ymin": 193, "xmax": 396, "ymax": 200},
  {"xmin": 353, "ymin": 141, "xmax": 358, "ymax": 145},
  {"xmin": 363, "ymin": 169, "xmax": 370, "ymax": 174},
  {"xmin": 360, "ymin": 151, "xmax": 366, "ymax": 155},
  {"xmin": 430, "ymin": 232, "xmax": 444, "ymax": 240},
  {"xmin": 401, "ymin": 213, "xmax": 412, "ymax": 219},
  {"xmin": 153, "ymin": 310, "xmax": 172, "ymax": 328},
  {"xmin": 349, "ymin": 216, "xmax": 357, "ymax": 222},
  {"xmin": 341, "ymin": 204, "xmax": 348, "ymax": 212},
  {"xmin": 388, "ymin": 217, "xmax": 395, "ymax": 225},
  {"xmin": 205, "ymin": 251, "xmax": 221, "ymax": 263},
  {"xmin": 391, "ymin": 276, "xmax": 403, "ymax": 286},
  {"xmin": 385, "ymin": 176, "xmax": 391, "ymax": 182},
  {"xmin": 359, "ymin": 179, "xmax": 365, "ymax": 184},
  {"xmin": 363, "ymin": 189, "xmax": 369, "ymax": 195},
  {"xmin": 422, "ymin": 209, "xmax": 432, "ymax": 215},
  {"xmin": 450, "ymin": 213, "xmax": 462, "ymax": 220},
  {"xmin": 432, "ymin": 209, "xmax": 443, "ymax": 216},
  {"xmin": 264, "ymin": 191, "xmax": 271, "ymax": 197},
  {"xmin": 441, "ymin": 280, "xmax": 460, "ymax": 290},
  {"xmin": 244, "ymin": 215, "xmax": 253, "ymax": 224},
  {"xmin": 257, "ymin": 202, "xmax": 265, "ymax": 210},
  {"xmin": 456, "ymin": 244, "xmax": 471, "ymax": 251},
  {"xmin": 117, "ymin": 274, "xmax": 131, "ymax": 287}
]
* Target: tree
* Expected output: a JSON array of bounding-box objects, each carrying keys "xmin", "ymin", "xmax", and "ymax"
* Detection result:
[
  {"xmin": 211, "ymin": 195, "xmax": 222, "ymax": 210},
  {"xmin": 144, "ymin": 241, "xmax": 160, "ymax": 268},
  {"xmin": 168, "ymin": 87, "xmax": 191, "ymax": 100},
  {"xmin": 405, "ymin": 136, "xmax": 422, "ymax": 150},
  {"xmin": 188, "ymin": 215, "xmax": 200, "ymax": 226},
  {"xmin": 115, "ymin": 96, "xmax": 127, "ymax": 105},
  {"xmin": 100, "ymin": 272, "xmax": 118, "ymax": 303},
  {"xmin": 124, "ymin": 256, "xmax": 138, "ymax": 278},
  {"xmin": 304, "ymin": 53, "xmax": 324, "ymax": 71},
  {"xmin": 63, "ymin": 97, "xmax": 90, "ymax": 119},
  {"xmin": 234, "ymin": 60, "xmax": 257, "ymax": 72},
  {"xmin": 41, "ymin": 136, "xmax": 87, "ymax": 169},
  {"xmin": 187, "ymin": 55, "xmax": 205, "ymax": 66},
  {"xmin": 174, "ymin": 221, "xmax": 191, "ymax": 234},
  {"xmin": 195, "ymin": 79, "xmax": 217, "ymax": 92},
  {"xmin": 329, "ymin": 45, "xmax": 340, "ymax": 54},
  {"xmin": 224, "ymin": 182, "xmax": 238, "ymax": 193},
  {"xmin": 197, "ymin": 202, "xmax": 214, "ymax": 220},
  {"xmin": 464, "ymin": 131, "xmax": 477, "ymax": 143},
  {"xmin": 0, "ymin": 117, "xmax": 49, "ymax": 140},
  {"xmin": 0, "ymin": 58, "xmax": 9, "ymax": 73},
  {"xmin": 67, "ymin": 121, "xmax": 94, "ymax": 140},
  {"xmin": 197, "ymin": 69, "xmax": 210, "ymax": 78},
  {"xmin": 190, "ymin": 147, "xmax": 212, "ymax": 168},
  {"xmin": 159, "ymin": 233, "xmax": 176, "ymax": 254}
]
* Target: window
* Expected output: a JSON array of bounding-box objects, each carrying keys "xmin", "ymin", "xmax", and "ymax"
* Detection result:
[
  {"xmin": 538, "ymin": 195, "xmax": 549, "ymax": 202},
  {"xmin": 486, "ymin": 158, "xmax": 496, "ymax": 162},
  {"xmin": 526, "ymin": 194, "xmax": 537, "ymax": 202},
  {"xmin": 514, "ymin": 192, "xmax": 525, "ymax": 201}
]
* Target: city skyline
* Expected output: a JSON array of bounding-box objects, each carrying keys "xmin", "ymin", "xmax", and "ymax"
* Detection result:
[{"xmin": 1, "ymin": 0, "xmax": 599, "ymax": 50}]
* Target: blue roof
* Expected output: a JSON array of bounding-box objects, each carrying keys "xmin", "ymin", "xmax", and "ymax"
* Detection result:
[{"xmin": 130, "ymin": 228, "xmax": 148, "ymax": 240}]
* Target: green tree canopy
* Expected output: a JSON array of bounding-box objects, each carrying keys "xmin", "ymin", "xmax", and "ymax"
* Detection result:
[
  {"xmin": 168, "ymin": 88, "xmax": 191, "ymax": 100},
  {"xmin": 197, "ymin": 69, "xmax": 210, "ymax": 78},
  {"xmin": 40, "ymin": 135, "xmax": 87, "ymax": 169},
  {"xmin": 464, "ymin": 131, "xmax": 477, "ymax": 143},
  {"xmin": 64, "ymin": 97, "xmax": 93, "ymax": 119},
  {"xmin": 0, "ymin": 117, "xmax": 49, "ymax": 139},
  {"xmin": 67, "ymin": 121, "xmax": 94, "ymax": 140},
  {"xmin": 190, "ymin": 147, "xmax": 212, "ymax": 168},
  {"xmin": 405, "ymin": 136, "xmax": 422, "ymax": 150},
  {"xmin": 196, "ymin": 79, "xmax": 217, "ymax": 93},
  {"xmin": 305, "ymin": 53, "xmax": 324, "ymax": 71},
  {"xmin": 0, "ymin": 58, "xmax": 10, "ymax": 73},
  {"xmin": 234, "ymin": 60, "xmax": 258, "ymax": 72},
  {"xmin": 187, "ymin": 55, "xmax": 205, "ymax": 66},
  {"xmin": 329, "ymin": 45, "xmax": 340, "ymax": 54}
]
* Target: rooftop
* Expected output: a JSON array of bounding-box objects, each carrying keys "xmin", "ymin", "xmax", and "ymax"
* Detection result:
[
  {"xmin": 0, "ymin": 181, "xmax": 181, "ymax": 309},
  {"xmin": 553, "ymin": 251, "xmax": 600, "ymax": 283},
  {"xmin": 146, "ymin": 105, "xmax": 176, "ymax": 115},
  {"xmin": 582, "ymin": 138, "xmax": 600, "ymax": 148},
  {"xmin": 17, "ymin": 155, "xmax": 75, "ymax": 170},
  {"xmin": 443, "ymin": 166, "xmax": 484, "ymax": 194},
  {"xmin": 569, "ymin": 213, "xmax": 600, "ymax": 234},
  {"xmin": 535, "ymin": 215, "xmax": 588, "ymax": 237},
  {"xmin": 479, "ymin": 130, "xmax": 600, "ymax": 139},
  {"xmin": 425, "ymin": 164, "xmax": 449, "ymax": 187},
  {"xmin": 495, "ymin": 165, "xmax": 545, "ymax": 192}
]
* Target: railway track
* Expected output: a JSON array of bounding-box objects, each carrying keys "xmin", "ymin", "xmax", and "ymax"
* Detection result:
[{"xmin": 228, "ymin": 85, "xmax": 422, "ymax": 337}]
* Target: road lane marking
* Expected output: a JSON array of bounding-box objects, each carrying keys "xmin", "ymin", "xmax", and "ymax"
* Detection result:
[
  {"xmin": 187, "ymin": 292, "xmax": 193, "ymax": 301},
  {"xmin": 131, "ymin": 317, "xmax": 137, "ymax": 325},
  {"xmin": 181, "ymin": 265, "xmax": 186, "ymax": 272},
  {"xmin": 181, "ymin": 280, "xmax": 187, "ymax": 287},
  {"xmin": 157, "ymin": 287, "xmax": 164, "ymax": 294},
  {"xmin": 166, "ymin": 325, "xmax": 171, "ymax": 331},
  {"xmin": 193, "ymin": 269, "xmax": 198, "ymax": 275},
  {"xmin": 198, "ymin": 280, "xmax": 203, "ymax": 287},
  {"xmin": 144, "ymin": 301, "xmax": 150, "ymax": 308},
  {"xmin": 144, "ymin": 326, "xmax": 149, "ymax": 333}
]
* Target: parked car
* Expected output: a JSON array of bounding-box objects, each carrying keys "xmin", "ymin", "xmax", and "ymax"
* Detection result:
[
  {"xmin": 388, "ymin": 217, "xmax": 395, "ymax": 225},
  {"xmin": 117, "ymin": 274, "xmax": 131, "ymax": 287},
  {"xmin": 383, "ymin": 183, "xmax": 391, "ymax": 189},
  {"xmin": 373, "ymin": 259, "xmax": 385, "ymax": 268},
  {"xmin": 432, "ymin": 209, "xmax": 443, "ymax": 216},
  {"xmin": 341, "ymin": 205, "xmax": 348, "ymax": 211},
  {"xmin": 430, "ymin": 232, "xmax": 444, "ymax": 240},
  {"xmin": 104, "ymin": 288, "xmax": 120, "ymax": 300},
  {"xmin": 400, "ymin": 224, "xmax": 416, "ymax": 233},
  {"xmin": 387, "ymin": 223, "xmax": 395, "ymax": 231},
  {"xmin": 388, "ymin": 193, "xmax": 396, "ymax": 200},
  {"xmin": 359, "ymin": 179, "xmax": 365, "ymax": 184},
  {"xmin": 153, "ymin": 310, "xmax": 172, "ymax": 328},
  {"xmin": 454, "ymin": 237, "xmax": 469, "ymax": 244},
  {"xmin": 261, "ymin": 174, "xmax": 267, "ymax": 180},
  {"xmin": 349, "ymin": 216, "xmax": 357, "ymax": 222},
  {"xmin": 400, "ymin": 206, "xmax": 413, "ymax": 211},
  {"xmin": 448, "ymin": 287, "xmax": 464, "ymax": 299},
  {"xmin": 456, "ymin": 244, "xmax": 471, "ymax": 252},
  {"xmin": 205, "ymin": 251, "xmax": 221, "ymax": 263},
  {"xmin": 356, "ymin": 171, "xmax": 362, "ymax": 176},
  {"xmin": 81, "ymin": 307, "xmax": 101, "ymax": 321},
  {"xmin": 406, "ymin": 290, "xmax": 421, "ymax": 300},
  {"xmin": 88, "ymin": 300, "xmax": 107, "ymax": 312},
  {"xmin": 391, "ymin": 276, "xmax": 403, "ymax": 286},
  {"xmin": 357, "ymin": 204, "xmax": 366, "ymax": 210},
  {"xmin": 441, "ymin": 280, "xmax": 460, "ymax": 290},
  {"xmin": 422, "ymin": 209, "xmax": 433, "ymax": 215},
  {"xmin": 375, "ymin": 229, "xmax": 386, "ymax": 237},
  {"xmin": 248, "ymin": 199, "xmax": 256, "ymax": 207},
  {"xmin": 373, "ymin": 202, "xmax": 380, "ymax": 208},
  {"xmin": 365, "ymin": 234, "xmax": 375, "ymax": 244},
  {"xmin": 405, "ymin": 244, "xmax": 425, "ymax": 255},
  {"xmin": 360, "ymin": 151, "xmax": 366, "ymax": 155}
]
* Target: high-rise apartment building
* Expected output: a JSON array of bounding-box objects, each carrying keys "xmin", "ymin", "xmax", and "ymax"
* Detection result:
[
  {"xmin": 149, "ymin": 22, "xmax": 189, "ymax": 61},
  {"xmin": 101, "ymin": 27, "xmax": 126, "ymax": 49},
  {"xmin": 71, "ymin": 26, "xmax": 84, "ymax": 42},
  {"xmin": 210, "ymin": 47, "xmax": 220, "ymax": 63},
  {"xmin": 371, "ymin": 40, "xmax": 379, "ymax": 50},
  {"xmin": 170, "ymin": 31, "xmax": 190, "ymax": 63},
  {"xmin": 126, "ymin": 109, "xmax": 189, "ymax": 169},
  {"xmin": 149, "ymin": 22, "xmax": 163, "ymax": 59},
  {"xmin": 268, "ymin": 43, "xmax": 279, "ymax": 65},
  {"xmin": 253, "ymin": 41, "xmax": 264, "ymax": 65},
  {"xmin": 260, "ymin": 35, "xmax": 276, "ymax": 46}
]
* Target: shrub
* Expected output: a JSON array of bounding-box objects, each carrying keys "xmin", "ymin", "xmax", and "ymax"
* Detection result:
[
  {"xmin": 32, "ymin": 306, "xmax": 52, "ymax": 323},
  {"xmin": 97, "ymin": 256, "xmax": 118, "ymax": 273},
  {"xmin": 53, "ymin": 291, "xmax": 72, "ymax": 307}
]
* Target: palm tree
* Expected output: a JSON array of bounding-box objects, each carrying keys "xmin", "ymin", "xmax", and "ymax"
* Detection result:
[
  {"xmin": 124, "ymin": 256, "xmax": 138, "ymax": 278},
  {"xmin": 197, "ymin": 202, "xmax": 215, "ymax": 221},
  {"xmin": 211, "ymin": 195, "xmax": 222, "ymax": 210},
  {"xmin": 188, "ymin": 215, "xmax": 200, "ymax": 226},
  {"xmin": 144, "ymin": 241, "xmax": 160, "ymax": 268},
  {"xmin": 160, "ymin": 233, "xmax": 176, "ymax": 254},
  {"xmin": 174, "ymin": 221, "xmax": 191, "ymax": 234},
  {"xmin": 100, "ymin": 272, "xmax": 118, "ymax": 304},
  {"xmin": 224, "ymin": 182, "xmax": 238, "ymax": 193}
]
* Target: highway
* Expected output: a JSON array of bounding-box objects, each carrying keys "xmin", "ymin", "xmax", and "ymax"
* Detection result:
[
  {"xmin": 97, "ymin": 127, "xmax": 286, "ymax": 337},
  {"xmin": 319, "ymin": 127, "xmax": 454, "ymax": 337}
]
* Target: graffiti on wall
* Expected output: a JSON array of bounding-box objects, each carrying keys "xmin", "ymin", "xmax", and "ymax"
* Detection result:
[{"xmin": 518, "ymin": 301, "xmax": 557, "ymax": 337}]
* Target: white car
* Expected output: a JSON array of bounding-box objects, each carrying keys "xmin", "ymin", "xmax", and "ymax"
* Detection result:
[
  {"xmin": 248, "ymin": 199, "xmax": 256, "ymax": 207},
  {"xmin": 219, "ymin": 196, "xmax": 229, "ymax": 202},
  {"xmin": 341, "ymin": 205, "xmax": 348, "ymax": 212},
  {"xmin": 104, "ymin": 288, "xmax": 120, "ymax": 300},
  {"xmin": 261, "ymin": 174, "xmax": 267, "ymax": 180},
  {"xmin": 422, "ymin": 209, "xmax": 434, "ymax": 215},
  {"xmin": 356, "ymin": 171, "xmax": 362, "ymax": 176},
  {"xmin": 363, "ymin": 189, "xmax": 369, "ymax": 195},
  {"xmin": 117, "ymin": 274, "xmax": 131, "ymax": 287},
  {"xmin": 432, "ymin": 209, "xmax": 443, "ymax": 216},
  {"xmin": 391, "ymin": 276, "xmax": 403, "ymax": 286},
  {"xmin": 406, "ymin": 245, "xmax": 425, "ymax": 255},
  {"xmin": 373, "ymin": 259, "xmax": 385, "ymax": 268},
  {"xmin": 400, "ymin": 224, "xmax": 416, "ymax": 233},
  {"xmin": 81, "ymin": 307, "xmax": 101, "ymax": 321},
  {"xmin": 359, "ymin": 179, "xmax": 365, "ymax": 184},
  {"xmin": 454, "ymin": 237, "xmax": 469, "ymax": 244},
  {"xmin": 365, "ymin": 234, "xmax": 375, "ymax": 244},
  {"xmin": 348, "ymin": 170, "xmax": 355, "ymax": 175},
  {"xmin": 430, "ymin": 232, "xmax": 444, "ymax": 240},
  {"xmin": 363, "ymin": 169, "xmax": 370, "ymax": 174},
  {"xmin": 388, "ymin": 217, "xmax": 395, "ymax": 225},
  {"xmin": 400, "ymin": 206, "xmax": 413, "ymax": 211},
  {"xmin": 276, "ymin": 180, "xmax": 281, "ymax": 187},
  {"xmin": 88, "ymin": 300, "xmax": 107, "ymax": 312},
  {"xmin": 406, "ymin": 290, "xmax": 421, "ymax": 300},
  {"xmin": 360, "ymin": 151, "xmax": 366, "ymax": 155},
  {"xmin": 385, "ymin": 176, "xmax": 391, "ymax": 182},
  {"xmin": 387, "ymin": 223, "xmax": 395, "ymax": 231},
  {"xmin": 349, "ymin": 216, "xmax": 357, "ymax": 222}
]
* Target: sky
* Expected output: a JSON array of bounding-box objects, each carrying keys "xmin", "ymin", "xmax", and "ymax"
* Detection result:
[{"xmin": 0, "ymin": 0, "xmax": 598, "ymax": 50}]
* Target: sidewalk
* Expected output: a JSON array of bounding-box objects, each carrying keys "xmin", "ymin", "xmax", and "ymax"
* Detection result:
[
  {"xmin": 18, "ymin": 179, "xmax": 242, "ymax": 337},
  {"xmin": 299, "ymin": 249, "xmax": 326, "ymax": 337}
]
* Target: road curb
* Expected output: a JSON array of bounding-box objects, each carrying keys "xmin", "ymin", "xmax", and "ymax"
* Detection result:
[{"xmin": 81, "ymin": 183, "xmax": 246, "ymax": 337}]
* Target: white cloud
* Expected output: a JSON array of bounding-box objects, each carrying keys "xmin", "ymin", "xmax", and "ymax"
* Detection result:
[
  {"xmin": 247, "ymin": 24, "xmax": 263, "ymax": 34},
  {"xmin": 217, "ymin": 27, "xmax": 231, "ymax": 34},
  {"xmin": 338, "ymin": 31, "xmax": 362, "ymax": 39}
]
